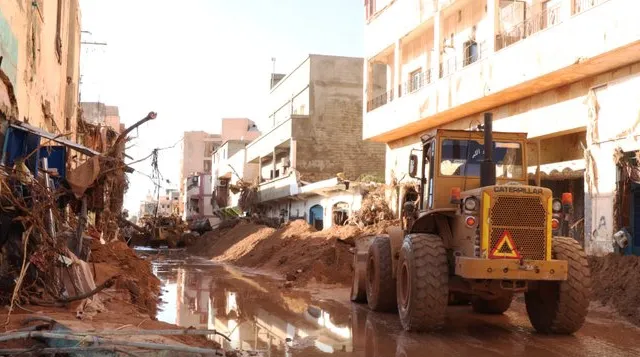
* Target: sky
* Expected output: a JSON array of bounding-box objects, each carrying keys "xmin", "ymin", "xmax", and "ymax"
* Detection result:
[{"xmin": 78, "ymin": 0, "xmax": 365, "ymax": 215}]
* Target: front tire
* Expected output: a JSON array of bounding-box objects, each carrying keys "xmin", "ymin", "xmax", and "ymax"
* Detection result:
[
  {"xmin": 525, "ymin": 237, "xmax": 591, "ymax": 334},
  {"xmin": 396, "ymin": 234, "xmax": 448, "ymax": 332},
  {"xmin": 365, "ymin": 236, "xmax": 396, "ymax": 312}
]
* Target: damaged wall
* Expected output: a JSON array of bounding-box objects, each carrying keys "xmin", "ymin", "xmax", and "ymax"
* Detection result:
[
  {"xmin": 0, "ymin": 1, "xmax": 82, "ymax": 136},
  {"xmin": 293, "ymin": 55, "xmax": 386, "ymax": 183}
]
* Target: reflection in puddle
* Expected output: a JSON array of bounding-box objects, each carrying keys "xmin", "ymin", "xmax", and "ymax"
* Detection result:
[{"xmin": 151, "ymin": 252, "xmax": 352, "ymax": 356}]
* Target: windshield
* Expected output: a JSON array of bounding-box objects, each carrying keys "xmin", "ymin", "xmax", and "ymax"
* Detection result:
[{"xmin": 440, "ymin": 139, "xmax": 524, "ymax": 179}]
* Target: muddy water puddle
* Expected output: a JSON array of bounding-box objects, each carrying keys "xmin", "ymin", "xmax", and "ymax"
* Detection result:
[{"xmin": 141, "ymin": 249, "xmax": 640, "ymax": 357}]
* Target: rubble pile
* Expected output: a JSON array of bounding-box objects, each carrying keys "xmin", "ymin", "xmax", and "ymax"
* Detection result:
[
  {"xmin": 192, "ymin": 219, "xmax": 396, "ymax": 287},
  {"xmin": 90, "ymin": 240, "xmax": 161, "ymax": 316},
  {"xmin": 349, "ymin": 185, "xmax": 394, "ymax": 226},
  {"xmin": 589, "ymin": 254, "xmax": 640, "ymax": 326}
]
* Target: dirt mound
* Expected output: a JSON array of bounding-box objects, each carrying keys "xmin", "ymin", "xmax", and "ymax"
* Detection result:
[
  {"xmin": 90, "ymin": 240, "xmax": 161, "ymax": 317},
  {"xmin": 193, "ymin": 219, "xmax": 395, "ymax": 287},
  {"xmin": 589, "ymin": 254, "xmax": 640, "ymax": 326}
]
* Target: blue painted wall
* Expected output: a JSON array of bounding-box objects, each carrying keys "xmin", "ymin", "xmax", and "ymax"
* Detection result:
[{"xmin": 0, "ymin": 8, "xmax": 18, "ymax": 86}]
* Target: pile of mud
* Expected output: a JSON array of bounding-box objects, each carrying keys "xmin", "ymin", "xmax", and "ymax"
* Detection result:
[
  {"xmin": 191, "ymin": 220, "xmax": 395, "ymax": 286},
  {"xmin": 90, "ymin": 240, "xmax": 161, "ymax": 317},
  {"xmin": 589, "ymin": 254, "xmax": 640, "ymax": 326}
]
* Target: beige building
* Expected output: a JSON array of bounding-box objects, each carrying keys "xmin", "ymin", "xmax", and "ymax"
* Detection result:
[
  {"xmin": 179, "ymin": 131, "xmax": 222, "ymax": 213},
  {"xmin": 0, "ymin": 1, "xmax": 82, "ymax": 138},
  {"xmin": 363, "ymin": 0, "xmax": 640, "ymax": 254},
  {"xmin": 246, "ymin": 54, "xmax": 385, "ymax": 198},
  {"xmin": 221, "ymin": 118, "xmax": 260, "ymax": 143},
  {"xmin": 80, "ymin": 102, "xmax": 123, "ymax": 133}
]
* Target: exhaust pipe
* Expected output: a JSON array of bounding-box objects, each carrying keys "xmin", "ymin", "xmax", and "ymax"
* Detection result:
[{"xmin": 480, "ymin": 112, "xmax": 496, "ymax": 187}]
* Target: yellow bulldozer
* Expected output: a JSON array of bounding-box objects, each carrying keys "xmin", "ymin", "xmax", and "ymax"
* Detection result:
[{"xmin": 351, "ymin": 112, "xmax": 590, "ymax": 333}]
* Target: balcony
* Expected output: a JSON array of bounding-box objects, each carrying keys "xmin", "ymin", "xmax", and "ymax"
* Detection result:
[
  {"xmin": 245, "ymin": 115, "xmax": 307, "ymax": 163},
  {"xmin": 363, "ymin": 0, "xmax": 640, "ymax": 142}
]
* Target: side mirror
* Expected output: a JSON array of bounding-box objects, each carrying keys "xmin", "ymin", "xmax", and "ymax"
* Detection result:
[{"xmin": 408, "ymin": 154, "xmax": 419, "ymax": 178}]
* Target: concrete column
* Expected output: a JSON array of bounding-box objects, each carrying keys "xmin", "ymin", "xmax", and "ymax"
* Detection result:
[
  {"xmin": 364, "ymin": 59, "xmax": 372, "ymax": 111},
  {"xmin": 290, "ymin": 139, "xmax": 297, "ymax": 170},
  {"xmin": 257, "ymin": 156, "xmax": 262, "ymax": 182},
  {"xmin": 486, "ymin": 0, "xmax": 500, "ymax": 53},
  {"xmin": 393, "ymin": 39, "xmax": 402, "ymax": 98},
  {"xmin": 432, "ymin": 10, "xmax": 443, "ymax": 79},
  {"xmin": 560, "ymin": 0, "xmax": 573, "ymax": 20},
  {"xmin": 272, "ymin": 149, "xmax": 277, "ymax": 178}
]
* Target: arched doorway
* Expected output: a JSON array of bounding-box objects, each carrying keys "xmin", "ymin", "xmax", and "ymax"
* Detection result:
[
  {"xmin": 332, "ymin": 202, "xmax": 349, "ymax": 226},
  {"xmin": 309, "ymin": 204, "xmax": 324, "ymax": 230}
]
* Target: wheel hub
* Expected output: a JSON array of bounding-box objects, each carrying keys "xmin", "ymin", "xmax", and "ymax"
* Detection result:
[{"xmin": 400, "ymin": 261, "xmax": 410, "ymax": 309}]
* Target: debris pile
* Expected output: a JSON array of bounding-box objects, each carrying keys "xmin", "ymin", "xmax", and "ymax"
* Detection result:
[
  {"xmin": 191, "ymin": 219, "xmax": 396, "ymax": 287},
  {"xmin": 349, "ymin": 185, "xmax": 394, "ymax": 226},
  {"xmin": 589, "ymin": 254, "xmax": 640, "ymax": 326}
]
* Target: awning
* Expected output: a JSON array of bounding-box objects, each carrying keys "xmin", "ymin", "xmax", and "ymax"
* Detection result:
[
  {"xmin": 10, "ymin": 122, "xmax": 100, "ymax": 157},
  {"xmin": 527, "ymin": 159, "xmax": 585, "ymax": 180}
]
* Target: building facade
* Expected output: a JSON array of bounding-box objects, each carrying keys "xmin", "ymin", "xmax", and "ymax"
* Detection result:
[
  {"xmin": 182, "ymin": 172, "xmax": 215, "ymax": 223},
  {"xmin": 157, "ymin": 188, "xmax": 179, "ymax": 216},
  {"xmin": 0, "ymin": 1, "xmax": 82, "ymax": 139},
  {"xmin": 363, "ymin": 0, "xmax": 640, "ymax": 254},
  {"xmin": 179, "ymin": 131, "xmax": 222, "ymax": 213},
  {"xmin": 245, "ymin": 54, "xmax": 386, "ymax": 204},
  {"xmin": 80, "ymin": 102, "xmax": 123, "ymax": 133},
  {"xmin": 221, "ymin": 118, "xmax": 260, "ymax": 144}
]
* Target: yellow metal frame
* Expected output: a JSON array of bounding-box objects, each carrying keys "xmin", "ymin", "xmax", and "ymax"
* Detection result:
[
  {"xmin": 546, "ymin": 197, "xmax": 553, "ymax": 260},
  {"xmin": 455, "ymin": 257, "xmax": 568, "ymax": 281},
  {"xmin": 481, "ymin": 192, "xmax": 490, "ymax": 258}
]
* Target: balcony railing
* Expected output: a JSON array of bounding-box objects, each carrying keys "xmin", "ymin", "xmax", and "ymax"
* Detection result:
[
  {"xmin": 402, "ymin": 69, "xmax": 431, "ymax": 96},
  {"xmin": 367, "ymin": 88, "xmax": 394, "ymax": 112},
  {"xmin": 496, "ymin": 4, "xmax": 561, "ymax": 51},
  {"xmin": 573, "ymin": 0, "xmax": 609, "ymax": 14},
  {"xmin": 440, "ymin": 41, "xmax": 487, "ymax": 78}
]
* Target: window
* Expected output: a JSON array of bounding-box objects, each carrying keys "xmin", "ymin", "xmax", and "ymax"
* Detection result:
[
  {"xmin": 409, "ymin": 69, "xmax": 423, "ymax": 93},
  {"xmin": 463, "ymin": 40, "xmax": 478, "ymax": 66},
  {"xmin": 440, "ymin": 139, "xmax": 523, "ymax": 179}
]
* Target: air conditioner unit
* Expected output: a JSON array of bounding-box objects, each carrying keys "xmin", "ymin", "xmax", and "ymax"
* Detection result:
[{"xmin": 281, "ymin": 157, "xmax": 290, "ymax": 168}]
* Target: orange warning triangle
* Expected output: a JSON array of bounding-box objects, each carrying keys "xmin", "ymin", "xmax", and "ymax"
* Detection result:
[{"xmin": 489, "ymin": 230, "xmax": 521, "ymax": 259}]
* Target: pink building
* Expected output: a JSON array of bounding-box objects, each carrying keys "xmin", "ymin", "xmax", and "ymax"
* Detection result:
[{"xmin": 221, "ymin": 118, "xmax": 260, "ymax": 144}]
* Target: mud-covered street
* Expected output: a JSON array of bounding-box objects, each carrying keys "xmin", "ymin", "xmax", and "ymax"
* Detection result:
[{"xmin": 149, "ymin": 249, "xmax": 640, "ymax": 357}]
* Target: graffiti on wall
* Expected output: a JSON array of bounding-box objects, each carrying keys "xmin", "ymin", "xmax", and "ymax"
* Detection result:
[
  {"xmin": 592, "ymin": 216, "xmax": 608, "ymax": 240},
  {"xmin": 0, "ymin": 9, "xmax": 18, "ymax": 86}
]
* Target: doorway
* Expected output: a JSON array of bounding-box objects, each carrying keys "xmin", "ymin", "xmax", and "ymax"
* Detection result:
[{"xmin": 309, "ymin": 204, "xmax": 324, "ymax": 230}]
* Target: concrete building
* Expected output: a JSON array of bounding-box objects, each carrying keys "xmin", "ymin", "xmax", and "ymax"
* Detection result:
[
  {"xmin": 157, "ymin": 188, "xmax": 179, "ymax": 216},
  {"xmin": 179, "ymin": 131, "xmax": 222, "ymax": 213},
  {"xmin": 182, "ymin": 172, "xmax": 215, "ymax": 223},
  {"xmin": 0, "ymin": 1, "xmax": 82, "ymax": 138},
  {"xmin": 80, "ymin": 102, "xmax": 123, "ymax": 133},
  {"xmin": 245, "ymin": 54, "xmax": 386, "ymax": 208},
  {"xmin": 137, "ymin": 193, "xmax": 158, "ymax": 221},
  {"xmin": 211, "ymin": 140, "xmax": 258, "ymax": 215},
  {"xmin": 221, "ymin": 118, "xmax": 260, "ymax": 144},
  {"xmin": 362, "ymin": 0, "xmax": 640, "ymax": 254}
]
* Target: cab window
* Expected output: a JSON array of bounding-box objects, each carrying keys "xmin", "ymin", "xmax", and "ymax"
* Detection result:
[{"xmin": 440, "ymin": 139, "xmax": 523, "ymax": 179}]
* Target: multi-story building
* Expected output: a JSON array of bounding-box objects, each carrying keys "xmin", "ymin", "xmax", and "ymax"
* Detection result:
[
  {"xmin": 157, "ymin": 188, "xmax": 179, "ymax": 216},
  {"xmin": 243, "ymin": 54, "xmax": 386, "ymax": 210},
  {"xmin": 211, "ymin": 139, "xmax": 258, "ymax": 216},
  {"xmin": 220, "ymin": 118, "xmax": 261, "ymax": 144},
  {"xmin": 179, "ymin": 131, "xmax": 222, "ymax": 213},
  {"xmin": 182, "ymin": 172, "xmax": 215, "ymax": 223},
  {"xmin": 363, "ymin": 0, "xmax": 640, "ymax": 254},
  {"xmin": 80, "ymin": 102, "xmax": 124, "ymax": 133},
  {"xmin": 0, "ymin": 1, "xmax": 82, "ymax": 137},
  {"xmin": 137, "ymin": 193, "xmax": 158, "ymax": 221}
]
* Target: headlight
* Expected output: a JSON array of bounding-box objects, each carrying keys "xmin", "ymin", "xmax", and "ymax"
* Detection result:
[
  {"xmin": 552, "ymin": 199, "xmax": 562, "ymax": 212},
  {"xmin": 464, "ymin": 197, "xmax": 478, "ymax": 211}
]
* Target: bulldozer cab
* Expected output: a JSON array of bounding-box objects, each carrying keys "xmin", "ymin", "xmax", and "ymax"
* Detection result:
[{"xmin": 409, "ymin": 129, "xmax": 529, "ymax": 210}]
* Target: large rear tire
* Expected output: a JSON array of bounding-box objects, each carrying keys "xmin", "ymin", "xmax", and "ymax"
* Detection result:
[
  {"xmin": 471, "ymin": 293, "xmax": 513, "ymax": 314},
  {"xmin": 366, "ymin": 236, "xmax": 396, "ymax": 312},
  {"xmin": 396, "ymin": 233, "xmax": 448, "ymax": 332},
  {"xmin": 525, "ymin": 237, "xmax": 590, "ymax": 334}
]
